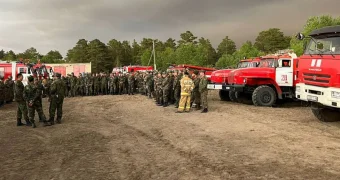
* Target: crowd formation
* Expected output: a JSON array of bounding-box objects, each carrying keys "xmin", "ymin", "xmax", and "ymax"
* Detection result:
[{"xmin": 0, "ymin": 69, "xmax": 209, "ymax": 128}]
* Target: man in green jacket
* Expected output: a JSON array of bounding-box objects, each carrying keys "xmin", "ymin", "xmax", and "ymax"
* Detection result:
[{"xmin": 198, "ymin": 70, "xmax": 209, "ymax": 113}]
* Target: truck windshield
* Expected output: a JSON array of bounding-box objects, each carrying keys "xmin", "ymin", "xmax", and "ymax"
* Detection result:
[
  {"xmin": 259, "ymin": 59, "xmax": 275, "ymax": 68},
  {"xmin": 305, "ymin": 36, "xmax": 340, "ymax": 55},
  {"xmin": 237, "ymin": 62, "xmax": 250, "ymax": 68}
]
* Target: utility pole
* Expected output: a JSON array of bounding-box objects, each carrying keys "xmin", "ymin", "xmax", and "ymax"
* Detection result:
[{"xmin": 153, "ymin": 40, "xmax": 156, "ymax": 70}]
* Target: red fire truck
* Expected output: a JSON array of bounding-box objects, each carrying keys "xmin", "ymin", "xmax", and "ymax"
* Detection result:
[
  {"xmin": 168, "ymin": 64, "xmax": 216, "ymax": 81},
  {"xmin": 207, "ymin": 58, "xmax": 261, "ymax": 101},
  {"xmin": 224, "ymin": 50, "xmax": 298, "ymax": 106},
  {"xmin": 112, "ymin": 65, "xmax": 154, "ymax": 74},
  {"xmin": 295, "ymin": 25, "xmax": 340, "ymax": 122},
  {"xmin": 0, "ymin": 62, "xmax": 51, "ymax": 85}
]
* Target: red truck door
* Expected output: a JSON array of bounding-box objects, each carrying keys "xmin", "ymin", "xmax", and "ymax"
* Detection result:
[{"xmin": 275, "ymin": 58, "xmax": 294, "ymax": 87}]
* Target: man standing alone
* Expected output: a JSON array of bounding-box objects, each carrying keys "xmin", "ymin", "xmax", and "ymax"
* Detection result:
[{"xmin": 199, "ymin": 70, "xmax": 209, "ymax": 113}]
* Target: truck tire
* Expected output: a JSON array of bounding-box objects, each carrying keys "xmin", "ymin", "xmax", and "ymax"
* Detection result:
[
  {"xmin": 252, "ymin": 85, "xmax": 277, "ymax": 106},
  {"xmin": 229, "ymin": 91, "xmax": 237, "ymax": 102},
  {"xmin": 311, "ymin": 106, "xmax": 340, "ymax": 122},
  {"xmin": 219, "ymin": 90, "xmax": 231, "ymax": 101}
]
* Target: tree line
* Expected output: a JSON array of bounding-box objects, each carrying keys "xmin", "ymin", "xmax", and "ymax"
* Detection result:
[{"xmin": 1, "ymin": 15, "xmax": 340, "ymax": 72}]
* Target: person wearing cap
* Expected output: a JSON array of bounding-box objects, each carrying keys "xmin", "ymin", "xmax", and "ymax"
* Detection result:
[
  {"xmin": 172, "ymin": 70, "xmax": 181, "ymax": 108},
  {"xmin": 191, "ymin": 70, "xmax": 201, "ymax": 110},
  {"xmin": 23, "ymin": 76, "xmax": 51, "ymax": 128},
  {"xmin": 69, "ymin": 72, "xmax": 77, "ymax": 97},
  {"xmin": 176, "ymin": 71, "xmax": 194, "ymax": 113},
  {"xmin": 199, "ymin": 70, "xmax": 208, "ymax": 113},
  {"xmin": 49, "ymin": 73, "xmax": 66, "ymax": 124},
  {"xmin": 156, "ymin": 71, "xmax": 163, "ymax": 106},
  {"xmin": 162, "ymin": 71, "xmax": 170, "ymax": 107},
  {"xmin": 14, "ymin": 73, "xmax": 30, "ymax": 126},
  {"xmin": 34, "ymin": 77, "xmax": 45, "ymax": 122}
]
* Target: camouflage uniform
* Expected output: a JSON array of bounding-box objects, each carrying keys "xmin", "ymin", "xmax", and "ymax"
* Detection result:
[
  {"xmin": 146, "ymin": 73, "xmax": 153, "ymax": 98},
  {"xmin": 62, "ymin": 76, "xmax": 69, "ymax": 97},
  {"xmin": 199, "ymin": 75, "xmax": 209, "ymax": 112},
  {"xmin": 101, "ymin": 74, "xmax": 108, "ymax": 95},
  {"xmin": 118, "ymin": 74, "xmax": 126, "ymax": 95},
  {"xmin": 168, "ymin": 73, "xmax": 174, "ymax": 104},
  {"xmin": 94, "ymin": 75, "xmax": 100, "ymax": 95},
  {"xmin": 191, "ymin": 76, "xmax": 201, "ymax": 109},
  {"xmin": 14, "ymin": 79, "xmax": 29, "ymax": 126},
  {"xmin": 49, "ymin": 74, "xmax": 66, "ymax": 124},
  {"xmin": 113, "ymin": 74, "xmax": 119, "ymax": 95},
  {"xmin": 162, "ymin": 74, "xmax": 170, "ymax": 107},
  {"xmin": 78, "ymin": 74, "xmax": 85, "ymax": 96},
  {"xmin": 108, "ymin": 75, "xmax": 114, "ymax": 95},
  {"xmin": 128, "ymin": 74, "xmax": 135, "ymax": 95},
  {"xmin": 85, "ymin": 74, "xmax": 93, "ymax": 96},
  {"xmin": 5, "ymin": 78, "xmax": 14, "ymax": 103},
  {"xmin": 0, "ymin": 78, "xmax": 4, "ymax": 107},
  {"xmin": 34, "ymin": 78, "xmax": 45, "ymax": 122},
  {"xmin": 173, "ymin": 74, "xmax": 181, "ymax": 108},
  {"xmin": 23, "ymin": 80, "xmax": 49, "ymax": 128},
  {"xmin": 156, "ymin": 73, "xmax": 163, "ymax": 105},
  {"xmin": 70, "ymin": 74, "xmax": 77, "ymax": 97}
]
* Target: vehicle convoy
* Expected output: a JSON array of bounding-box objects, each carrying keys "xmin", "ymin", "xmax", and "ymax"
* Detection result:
[
  {"xmin": 207, "ymin": 58, "xmax": 260, "ymax": 101},
  {"xmin": 168, "ymin": 64, "xmax": 216, "ymax": 81},
  {"xmin": 224, "ymin": 50, "xmax": 298, "ymax": 106},
  {"xmin": 0, "ymin": 61, "xmax": 51, "ymax": 85},
  {"xmin": 295, "ymin": 25, "xmax": 340, "ymax": 122}
]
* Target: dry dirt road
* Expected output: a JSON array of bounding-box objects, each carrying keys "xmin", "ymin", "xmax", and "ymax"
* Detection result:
[{"xmin": 2, "ymin": 91, "xmax": 340, "ymax": 180}]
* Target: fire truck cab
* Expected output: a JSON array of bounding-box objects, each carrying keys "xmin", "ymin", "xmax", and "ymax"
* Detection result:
[
  {"xmin": 295, "ymin": 25, "xmax": 340, "ymax": 122},
  {"xmin": 207, "ymin": 58, "xmax": 260, "ymax": 101},
  {"xmin": 226, "ymin": 50, "xmax": 298, "ymax": 106}
]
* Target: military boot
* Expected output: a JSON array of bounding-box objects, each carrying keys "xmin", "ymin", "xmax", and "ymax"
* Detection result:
[
  {"xmin": 163, "ymin": 102, "xmax": 168, "ymax": 107},
  {"xmin": 49, "ymin": 117, "xmax": 55, "ymax": 125},
  {"xmin": 25, "ymin": 120, "xmax": 32, "ymax": 126},
  {"xmin": 56, "ymin": 117, "xmax": 62, "ymax": 124},
  {"xmin": 201, "ymin": 108, "xmax": 208, "ymax": 113},
  {"xmin": 43, "ymin": 121, "xmax": 51, "ymax": 127},
  {"xmin": 32, "ymin": 122, "xmax": 37, "ymax": 128},
  {"xmin": 17, "ymin": 118, "xmax": 25, "ymax": 126},
  {"xmin": 196, "ymin": 103, "xmax": 201, "ymax": 110}
]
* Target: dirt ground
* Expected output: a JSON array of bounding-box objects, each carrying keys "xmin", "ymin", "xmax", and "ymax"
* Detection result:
[{"xmin": 1, "ymin": 91, "xmax": 340, "ymax": 180}]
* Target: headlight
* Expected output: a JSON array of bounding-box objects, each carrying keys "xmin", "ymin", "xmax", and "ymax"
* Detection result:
[
  {"xmin": 331, "ymin": 91, "xmax": 340, "ymax": 99},
  {"xmin": 243, "ymin": 78, "xmax": 247, "ymax": 84},
  {"xmin": 296, "ymin": 86, "xmax": 300, "ymax": 92}
]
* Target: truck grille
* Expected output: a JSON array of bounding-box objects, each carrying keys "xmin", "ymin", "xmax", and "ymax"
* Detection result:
[{"xmin": 303, "ymin": 73, "xmax": 330, "ymax": 84}]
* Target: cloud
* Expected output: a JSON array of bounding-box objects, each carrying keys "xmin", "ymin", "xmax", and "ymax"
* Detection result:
[{"xmin": 0, "ymin": 0, "xmax": 339, "ymax": 57}]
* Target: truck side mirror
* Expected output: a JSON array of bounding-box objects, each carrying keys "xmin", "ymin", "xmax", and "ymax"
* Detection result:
[{"xmin": 296, "ymin": 32, "xmax": 304, "ymax": 40}]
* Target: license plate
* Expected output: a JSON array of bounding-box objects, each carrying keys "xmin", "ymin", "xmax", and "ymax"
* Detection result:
[
  {"xmin": 215, "ymin": 85, "xmax": 222, "ymax": 90},
  {"xmin": 307, "ymin": 95, "xmax": 318, "ymax": 102},
  {"xmin": 207, "ymin": 84, "xmax": 215, "ymax": 89}
]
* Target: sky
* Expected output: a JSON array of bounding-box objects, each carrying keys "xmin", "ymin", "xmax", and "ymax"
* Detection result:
[{"xmin": 0, "ymin": 0, "xmax": 339, "ymax": 57}]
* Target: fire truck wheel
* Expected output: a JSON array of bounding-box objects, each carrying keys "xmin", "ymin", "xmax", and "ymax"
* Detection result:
[
  {"xmin": 252, "ymin": 85, "xmax": 277, "ymax": 107},
  {"xmin": 219, "ymin": 90, "xmax": 231, "ymax": 101},
  {"xmin": 229, "ymin": 91, "xmax": 237, "ymax": 102},
  {"xmin": 311, "ymin": 106, "xmax": 340, "ymax": 122}
]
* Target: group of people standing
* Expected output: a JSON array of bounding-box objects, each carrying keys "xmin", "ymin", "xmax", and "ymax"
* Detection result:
[
  {"xmin": 11, "ymin": 68, "xmax": 209, "ymax": 128},
  {"xmin": 0, "ymin": 76, "xmax": 14, "ymax": 108},
  {"xmin": 14, "ymin": 73, "xmax": 65, "ymax": 128},
  {"xmin": 56, "ymin": 69, "xmax": 209, "ymax": 113}
]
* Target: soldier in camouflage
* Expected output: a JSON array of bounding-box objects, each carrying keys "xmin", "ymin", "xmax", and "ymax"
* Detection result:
[
  {"xmin": 162, "ymin": 72, "xmax": 170, "ymax": 107},
  {"xmin": 173, "ymin": 71, "xmax": 181, "ymax": 108},
  {"xmin": 156, "ymin": 72, "xmax": 163, "ymax": 106},
  {"xmin": 5, "ymin": 76, "xmax": 14, "ymax": 103},
  {"xmin": 128, "ymin": 73, "xmax": 135, "ymax": 95},
  {"xmin": 14, "ymin": 73, "xmax": 30, "ymax": 126},
  {"xmin": 24, "ymin": 76, "xmax": 50, "ymax": 128},
  {"xmin": 70, "ymin": 72, "xmax": 77, "ymax": 97},
  {"xmin": 113, "ymin": 73, "xmax": 119, "ymax": 95},
  {"xmin": 0, "ymin": 76, "xmax": 4, "ymax": 107},
  {"xmin": 101, "ymin": 73, "xmax": 108, "ymax": 95},
  {"xmin": 49, "ymin": 73, "xmax": 66, "ymax": 124},
  {"xmin": 199, "ymin": 70, "xmax": 209, "ymax": 113},
  {"xmin": 34, "ymin": 77, "xmax": 45, "ymax": 122},
  {"xmin": 191, "ymin": 71, "xmax": 201, "ymax": 110},
  {"xmin": 78, "ymin": 73, "xmax": 85, "ymax": 96}
]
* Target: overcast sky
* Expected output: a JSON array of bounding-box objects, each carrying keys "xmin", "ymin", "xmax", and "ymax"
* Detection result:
[{"xmin": 1, "ymin": 0, "xmax": 339, "ymax": 56}]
